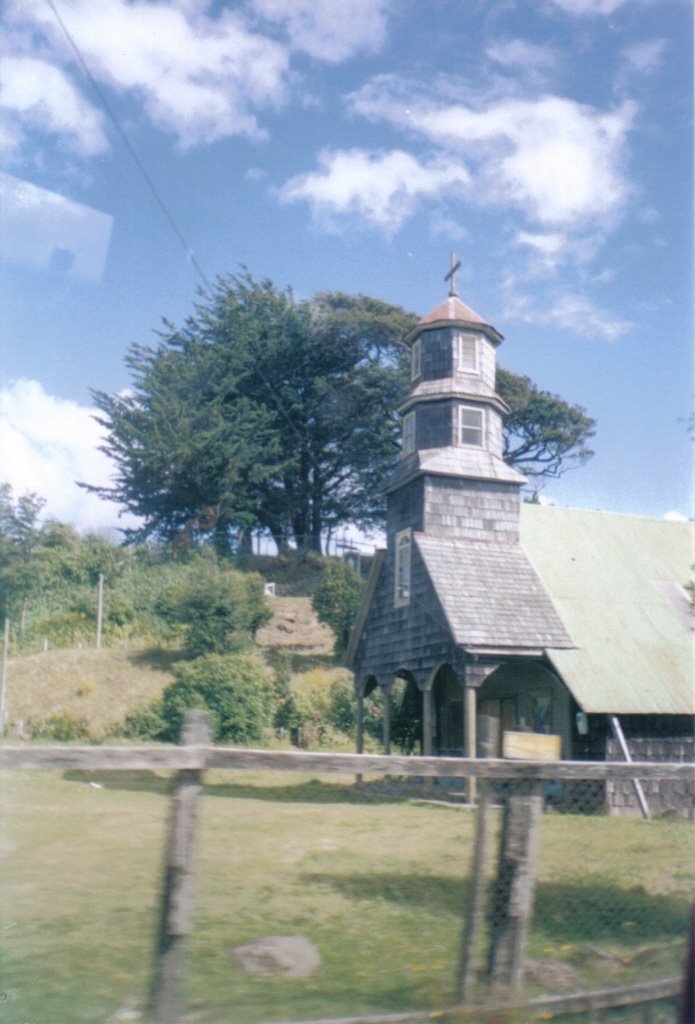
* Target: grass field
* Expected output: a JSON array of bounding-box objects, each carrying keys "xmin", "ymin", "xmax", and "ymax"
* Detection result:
[{"xmin": 2, "ymin": 767, "xmax": 692, "ymax": 1024}]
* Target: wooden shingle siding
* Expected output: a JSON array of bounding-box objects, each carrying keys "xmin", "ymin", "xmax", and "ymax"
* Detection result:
[
  {"xmin": 354, "ymin": 539, "xmax": 456, "ymax": 689},
  {"xmin": 386, "ymin": 477, "xmax": 425, "ymax": 536},
  {"xmin": 424, "ymin": 477, "xmax": 520, "ymax": 541},
  {"xmin": 415, "ymin": 535, "xmax": 572, "ymax": 649}
]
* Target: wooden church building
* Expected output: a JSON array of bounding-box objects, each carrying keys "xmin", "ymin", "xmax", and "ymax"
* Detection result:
[{"xmin": 346, "ymin": 272, "xmax": 694, "ymax": 774}]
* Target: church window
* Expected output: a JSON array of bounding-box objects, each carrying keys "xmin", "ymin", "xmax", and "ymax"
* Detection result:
[
  {"xmin": 455, "ymin": 332, "xmax": 479, "ymax": 372},
  {"xmin": 402, "ymin": 411, "xmax": 416, "ymax": 454},
  {"xmin": 394, "ymin": 529, "xmax": 412, "ymax": 607},
  {"xmin": 459, "ymin": 406, "xmax": 484, "ymax": 447},
  {"xmin": 411, "ymin": 338, "xmax": 422, "ymax": 379}
]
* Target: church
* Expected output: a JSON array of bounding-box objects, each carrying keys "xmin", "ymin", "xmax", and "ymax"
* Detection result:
[{"xmin": 345, "ymin": 268, "xmax": 693, "ymax": 798}]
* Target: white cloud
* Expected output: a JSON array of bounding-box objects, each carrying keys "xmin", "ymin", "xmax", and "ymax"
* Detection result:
[
  {"xmin": 621, "ymin": 38, "xmax": 666, "ymax": 74},
  {"xmin": 349, "ymin": 78, "xmax": 636, "ymax": 230},
  {"xmin": 516, "ymin": 231, "xmax": 567, "ymax": 256},
  {"xmin": 248, "ymin": 0, "xmax": 389, "ymax": 62},
  {"xmin": 0, "ymin": 380, "xmax": 135, "ymax": 533},
  {"xmin": 6, "ymin": 0, "xmax": 291, "ymax": 148},
  {"xmin": 0, "ymin": 56, "xmax": 108, "ymax": 158},
  {"xmin": 505, "ymin": 290, "xmax": 631, "ymax": 341},
  {"xmin": 486, "ymin": 38, "xmax": 559, "ymax": 73},
  {"xmin": 515, "ymin": 229, "xmax": 606, "ymax": 272},
  {"xmin": 546, "ymin": 0, "xmax": 630, "ymax": 13},
  {"xmin": 590, "ymin": 267, "xmax": 616, "ymax": 283},
  {"xmin": 279, "ymin": 148, "xmax": 470, "ymax": 232},
  {"xmin": 639, "ymin": 207, "xmax": 660, "ymax": 224}
]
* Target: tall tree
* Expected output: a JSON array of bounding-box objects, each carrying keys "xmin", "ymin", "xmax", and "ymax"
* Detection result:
[
  {"xmin": 89, "ymin": 273, "xmax": 414, "ymax": 553},
  {"xmin": 0, "ymin": 485, "xmax": 46, "ymax": 618}
]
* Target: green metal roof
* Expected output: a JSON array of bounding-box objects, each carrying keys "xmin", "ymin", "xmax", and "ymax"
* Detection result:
[{"xmin": 520, "ymin": 505, "xmax": 694, "ymax": 715}]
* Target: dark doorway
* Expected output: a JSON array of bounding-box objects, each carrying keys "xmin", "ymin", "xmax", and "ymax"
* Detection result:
[{"xmin": 432, "ymin": 665, "xmax": 464, "ymax": 756}]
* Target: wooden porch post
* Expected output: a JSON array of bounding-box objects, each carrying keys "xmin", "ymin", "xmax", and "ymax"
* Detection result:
[
  {"xmin": 355, "ymin": 691, "xmax": 364, "ymax": 755},
  {"xmin": 465, "ymin": 683, "xmax": 477, "ymax": 804},
  {"xmin": 382, "ymin": 686, "xmax": 391, "ymax": 755},
  {"xmin": 422, "ymin": 687, "xmax": 433, "ymax": 756}
]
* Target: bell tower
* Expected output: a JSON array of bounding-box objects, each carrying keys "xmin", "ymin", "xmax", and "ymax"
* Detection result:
[
  {"xmin": 347, "ymin": 256, "xmax": 573, "ymax": 762},
  {"xmin": 384, "ymin": 254, "xmax": 526, "ymax": 546}
]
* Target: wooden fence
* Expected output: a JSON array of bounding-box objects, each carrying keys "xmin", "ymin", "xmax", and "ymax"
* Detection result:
[{"xmin": 2, "ymin": 712, "xmax": 693, "ymax": 1024}]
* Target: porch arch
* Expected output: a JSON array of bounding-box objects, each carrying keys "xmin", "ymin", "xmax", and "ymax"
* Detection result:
[{"xmin": 476, "ymin": 660, "xmax": 571, "ymax": 757}]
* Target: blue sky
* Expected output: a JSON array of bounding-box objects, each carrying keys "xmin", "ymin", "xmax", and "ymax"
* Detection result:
[{"xmin": 0, "ymin": 0, "xmax": 692, "ymax": 534}]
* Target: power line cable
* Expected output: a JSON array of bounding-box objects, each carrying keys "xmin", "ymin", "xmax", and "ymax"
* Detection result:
[{"xmin": 44, "ymin": 0, "xmax": 212, "ymax": 293}]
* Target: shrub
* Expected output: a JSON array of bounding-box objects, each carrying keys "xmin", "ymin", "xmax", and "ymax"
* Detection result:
[
  {"xmin": 159, "ymin": 652, "xmax": 274, "ymax": 743},
  {"xmin": 30, "ymin": 610, "xmax": 93, "ymax": 649},
  {"xmin": 327, "ymin": 675, "xmax": 357, "ymax": 736},
  {"xmin": 156, "ymin": 557, "xmax": 272, "ymax": 657},
  {"xmin": 291, "ymin": 669, "xmax": 355, "ymax": 747},
  {"xmin": 311, "ymin": 560, "xmax": 364, "ymax": 654},
  {"xmin": 122, "ymin": 699, "xmax": 167, "ymax": 740},
  {"xmin": 265, "ymin": 651, "xmax": 301, "ymax": 730},
  {"xmin": 28, "ymin": 713, "xmax": 91, "ymax": 742}
]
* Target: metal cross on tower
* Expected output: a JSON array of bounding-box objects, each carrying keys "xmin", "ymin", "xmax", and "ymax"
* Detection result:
[{"xmin": 444, "ymin": 251, "xmax": 462, "ymax": 297}]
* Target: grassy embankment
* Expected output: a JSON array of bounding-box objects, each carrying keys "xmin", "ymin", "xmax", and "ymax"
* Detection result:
[{"xmin": 4, "ymin": 591, "xmax": 340, "ymax": 741}]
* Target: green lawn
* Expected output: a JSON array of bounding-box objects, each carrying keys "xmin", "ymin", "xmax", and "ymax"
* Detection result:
[{"xmin": 1, "ymin": 769, "xmax": 692, "ymax": 1024}]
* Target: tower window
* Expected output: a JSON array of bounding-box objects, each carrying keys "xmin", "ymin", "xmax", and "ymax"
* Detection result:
[
  {"xmin": 402, "ymin": 411, "xmax": 416, "ymax": 454},
  {"xmin": 394, "ymin": 529, "xmax": 412, "ymax": 607},
  {"xmin": 455, "ymin": 332, "xmax": 479, "ymax": 373},
  {"xmin": 459, "ymin": 406, "xmax": 484, "ymax": 447},
  {"xmin": 411, "ymin": 338, "xmax": 422, "ymax": 379}
]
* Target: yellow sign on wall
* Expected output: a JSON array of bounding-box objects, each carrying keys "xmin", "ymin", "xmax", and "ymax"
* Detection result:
[{"xmin": 502, "ymin": 731, "xmax": 562, "ymax": 761}]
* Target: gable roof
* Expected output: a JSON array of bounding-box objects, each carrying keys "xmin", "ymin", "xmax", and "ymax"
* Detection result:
[
  {"xmin": 415, "ymin": 533, "xmax": 573, "ymax": 652},
  {"xmin": 520, "ymin": 505, "xmax": 694, "ymax": 715}
]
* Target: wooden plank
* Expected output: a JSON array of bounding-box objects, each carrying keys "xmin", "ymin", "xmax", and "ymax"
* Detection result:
[
  {"xmin": 610, "ymin": 714, "xmax": 651, "ymax": 820},
  {"xmin": 150, "ymin": 710, "xmax": 211, "ymax": 1024},
  {"xmin": 0, "ymin": 744, "xmax": 693, "ymax": 781},
  {"xmin": 486, "ymin": 782, "xmax": 543, "ymax": 994},
  {"xmin": 344, "ymin": 549, "xmax": 385, "ymax": 668},
  {"xmin": 266, "ymin": 975, "xmax": 681, "ymax": 1024},
  {"xmin": 502, "ymin": 731, "xmax": 561, "ymax": 761},
  {"xmin": 457, "ymin": 782, "xmax": 491, "ymax": 1002}
]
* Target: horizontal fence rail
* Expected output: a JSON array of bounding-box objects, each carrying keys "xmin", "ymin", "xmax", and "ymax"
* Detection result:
[{"xmin": 2, "ymin": 744, "xmax": 694, "ymax": 779}]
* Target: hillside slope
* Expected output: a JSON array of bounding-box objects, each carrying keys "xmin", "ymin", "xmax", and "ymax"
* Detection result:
[
  {"xmin": 5, "ymin": 646, "xmax": 177, "ymax": 738},
  {"xmin": 5, "ymin": 596, "xmax": 339, "ymax": 740}
]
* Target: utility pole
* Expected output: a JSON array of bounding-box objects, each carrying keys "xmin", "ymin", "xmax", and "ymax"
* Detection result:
[
  {"xmin": 96, "ymin": 574, "xmax": 104, "ymax": 649},
  {"xmin": 0, "ymin": 617, "xmax": 9, "ymax": 736}
]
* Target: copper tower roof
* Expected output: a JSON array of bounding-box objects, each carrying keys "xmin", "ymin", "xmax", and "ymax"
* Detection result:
[{"xmin": 419, "ymin": 295, "xmax": 491, "ymax": 329}]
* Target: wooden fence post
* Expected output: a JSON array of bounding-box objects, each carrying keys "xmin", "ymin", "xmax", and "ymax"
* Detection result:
[
  {"xmin": 486, "ymin": 781, "xmax": 543, "ymax": 995},
  {"xmin": 150, "ymin": 709, "xmax": 211, "ymax": 1023},
  {"xmin": 457, "ymin": 780, "xmax": 491, "ymax": 1003}
]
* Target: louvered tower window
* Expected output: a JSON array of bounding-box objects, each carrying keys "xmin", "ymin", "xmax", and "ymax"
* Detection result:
[
  {"xmin": 455, "ymin": 332, "xmax": 479, "ymax": 372},
  {"xmin": 411, "ymin": 338, "xmax": 422, "ymax": 379}
]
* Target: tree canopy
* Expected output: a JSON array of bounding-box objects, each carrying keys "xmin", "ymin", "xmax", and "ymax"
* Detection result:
[
  {"xmin": 496, "ymin": 368, "xmax": 595, "ymax": 480},
  {"xmin": 90, "ymin": 273, "xmax": 414, "ymax": 553},
  {"xmin": 89, "ymin": 272, "xmax": 596, "ymax": 552}
]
